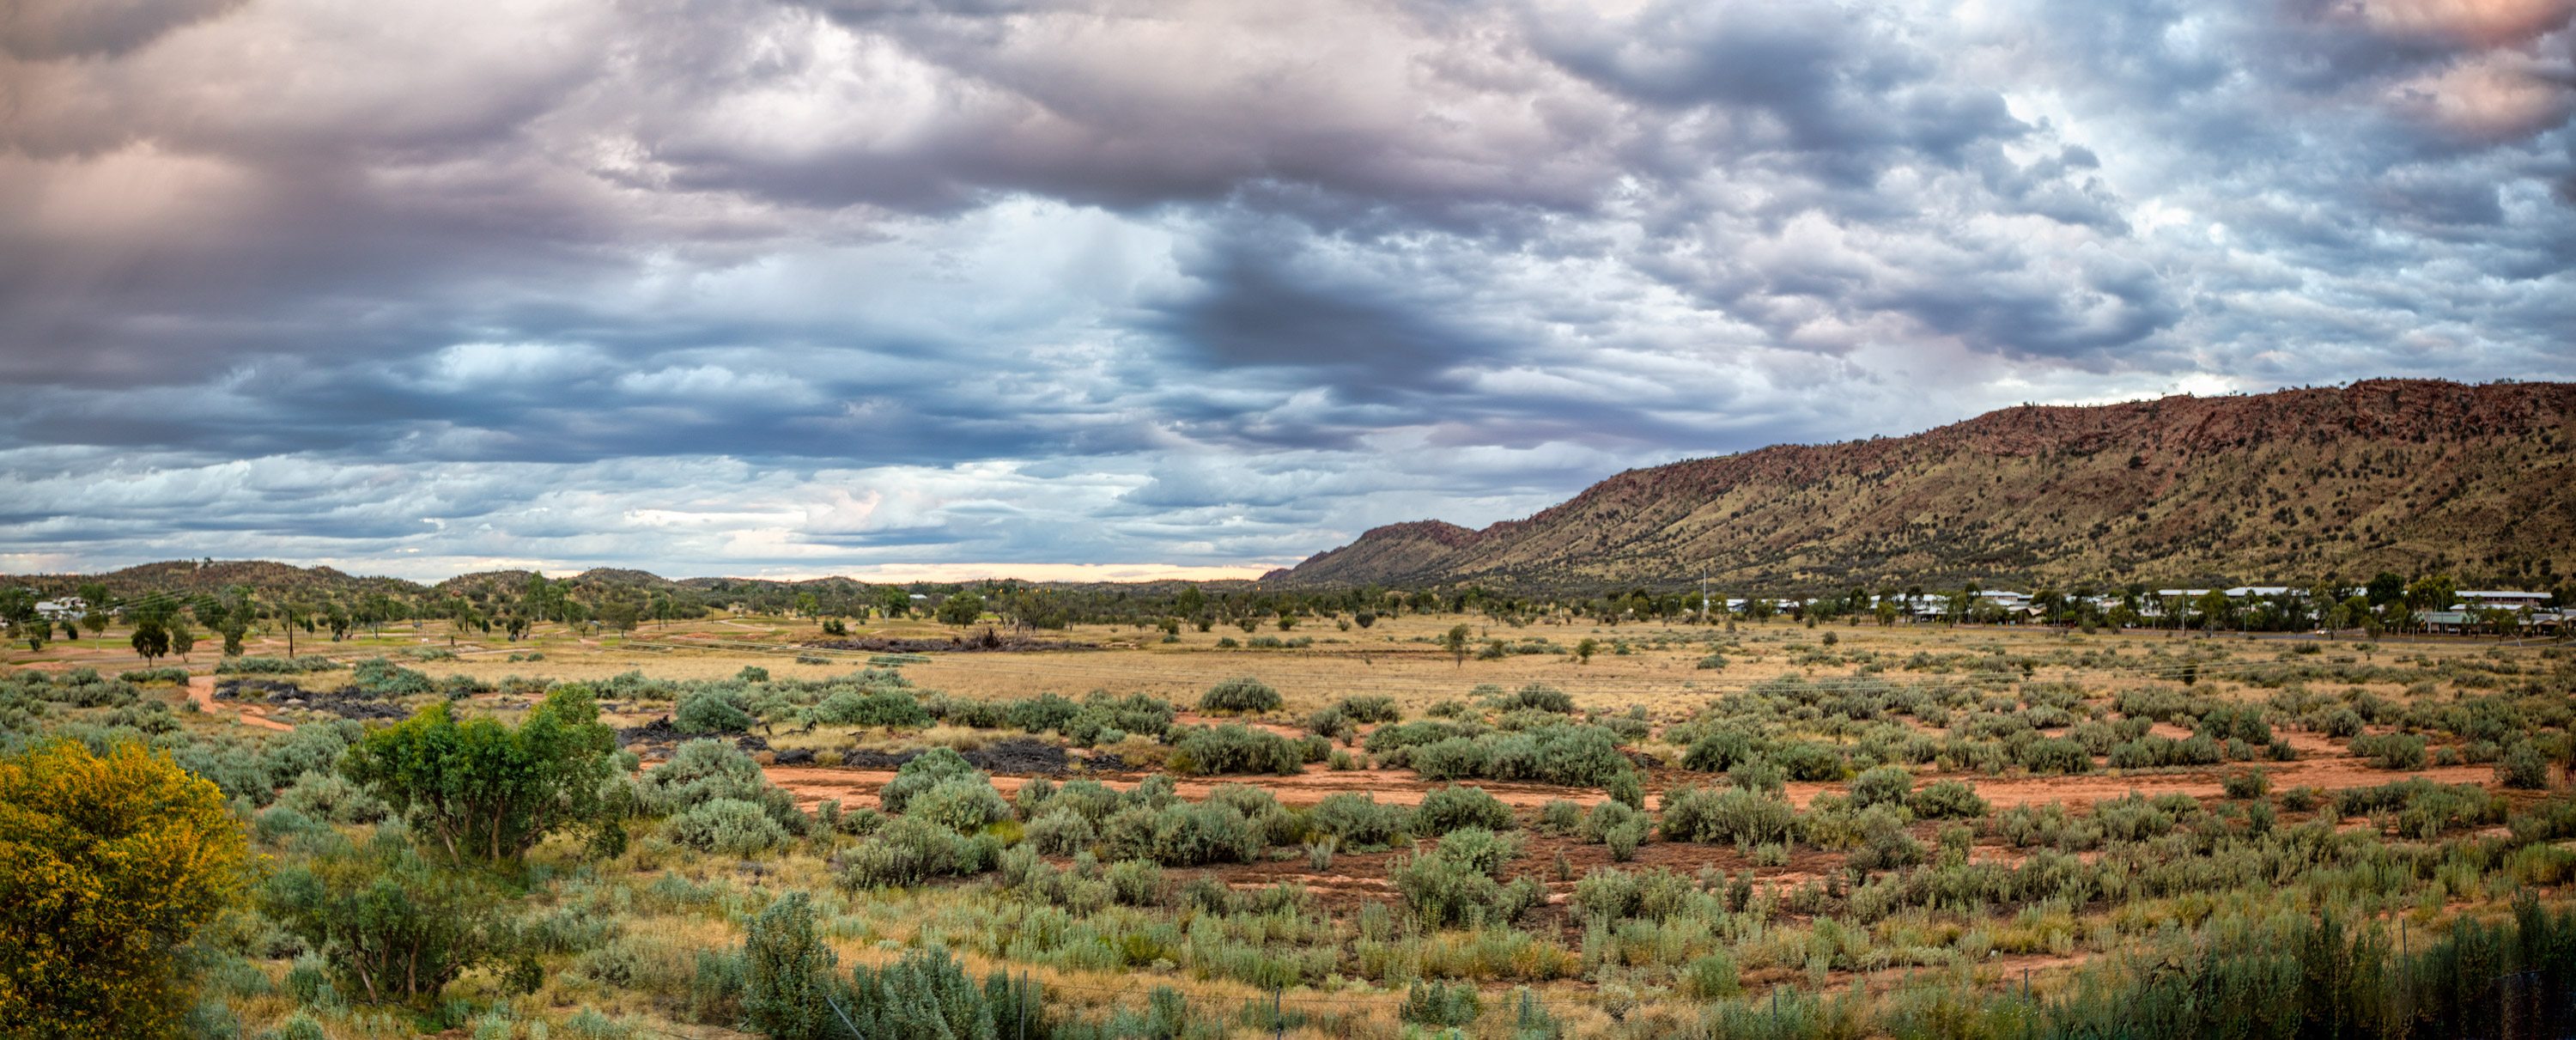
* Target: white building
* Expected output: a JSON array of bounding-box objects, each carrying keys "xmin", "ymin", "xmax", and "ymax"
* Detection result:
[{"xmin": 2457, "ymin": 590, "xmax": 2549, "ymax": 611}]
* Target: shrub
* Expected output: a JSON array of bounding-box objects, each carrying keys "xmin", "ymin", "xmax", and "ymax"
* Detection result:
[
  {"xmin": 878, "ymin": 747, "xmax": 982, "ymax": 815},
  {"xmin": 669, "ymin": 797, "xmax": 791, "ymax": 855},
  {"xmin": 1105, "ymin": 859, "xmax": 1164, "ymax": 906},
  {"xmin": 350, "ymin": 657, "xmax": 435, "ymax": 696},
  {"xmin": 0, "ymin": 741, "xmax": 249, "ymax": 1037},
  {"xmin": 1683, "ymin": 730, "xmax": 1756, "ymax": 772},
  {"xmin": 1334, "ymin": 695, "xmax": 1401, "ymax": 723},
  {"xmin": 835, "ymin": 817, "xmax": 999, "ymax": 888},
  {"xmin": 1771, "ymin": 741, "xmax": 1847, "ymax": 782},
  {"xmin": 907, "ymin": 776, "xmax": 1011, "ymax": 833},
  {"xmin": 1493, "ymin": 683, "xmax": 1574, "ymax": 714},
  {"xmin": 2221, "ymin": 769, "xmax": 2272, "ymax": 800},
  {"xmin": 2497, "ymin": 743, "xmax": 2550, "ymax": 790},
  {"xmin": 341, "ymin": 690, "xmax": 624, "ymax": 864},
  {"xmin": 2311, "ymin": 707, "xmax": 2365, "ymax": 739},
  {"xmin": 2020, "ymin": 737, "xmax": 2093, "ymax": 775},
  {"xmin": 1534, "ymin": 799, "xmax": 1583, "ymax": 835},
  {"xmin": 1024, "ymin": 807, "xmax": 1097, "ymax": 855},
  {"xmin": 742, "ymin": 892, "xmax": 836, "ymax": 1040},
  {"xmin": 1311, "ymin": 793, "xmax": 1407, "ymax": 846},
  {"xmin": 1579, "ymin": 799, "xmax": 1644, "ymax": 843},
  {"xmin": 1659, "ymin": 786, "xmax": 1795, "ymax": 845},
  {"xmin": 635, "ymin": 739, "xmax": 806, "ymax": 836},
  {"xmin": 1906, "ymin": 779, "xmax": 1989, "ymax": 819},
  {"xmin": 1199, "ymin": 677, "xmax": 1281, "ymax": 714},
  {"xmin": 675, "ymin": 690, "xmax": 756, "ymax": 734},
  {"xmin": 1849, "ymin": 765, "xmax": 1913, "ymax": 809},
  {"xmin": 1392, "ymin": 828, "xmax": 1540, "ymax": 927},
  {"xmin": 807, "ymin": 688, "xmax": 929, "ymax": 728},
  {"xmin": 1413, "ymin": 785, "xmax": 1516, "ymax": 834},
  {"xmin": 1729, "ymin": 756, "xmax": 1788, "ymax": 794},
  {"xmin": 1098, "ymin": 800, "xmax": 1262, "ymax": 866},
  {"xmin": 276, "ymin": 769, "xmax": 389, "ymax": 824},
  {"xmin": 2352, "ymin": 733, "xmax": 2428, "ymax": 770},
  {"xmin": 262, "ymin": 833, "xmax": 498, "ymax": 1006},
  {"xmin": 1169, "ymin": 723, "xmax": 1303, "ymax": 775},
  {"xmin": 1401, "ymin": 980, "xmax": 1483, "ymax": 1027}
]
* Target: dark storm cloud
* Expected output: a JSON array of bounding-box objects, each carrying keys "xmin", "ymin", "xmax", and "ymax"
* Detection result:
[{"xmin": 1, "ymin": 0, "xmax": 2571, "ymax": 577}]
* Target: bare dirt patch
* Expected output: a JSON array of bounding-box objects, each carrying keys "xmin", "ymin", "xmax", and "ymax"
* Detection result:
[{"xmin": 188, "ymin": 674, "xmax": 292, "ymax": 733}]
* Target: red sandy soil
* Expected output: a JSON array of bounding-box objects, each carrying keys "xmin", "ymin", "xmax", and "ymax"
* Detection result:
[{"xmin": 188, "ymin": 674, "xmax": 293, "ymax": 733}]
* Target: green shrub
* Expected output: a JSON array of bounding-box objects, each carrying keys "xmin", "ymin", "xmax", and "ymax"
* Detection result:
[
  {"xmin": 1771, "ymin": 741, "xmax": 1847, "ymax": 782},
  {"xmin": 807, "ymin": 688, "xmax": 929, "ymax": 728},
  {"xmin": 1401, "ymin": 979, "xmax": 1483, "ymax": 1026},
  {"xmin": 1728, "ymin": 756, "xmax": 1788, "ymax": 794},
  {"xmin": 674, "ymin": 690, "xmax": 755, "ymax": 733},
  {"xmin": 878, "ymin": 747, "xmax": 982, "ymax": 815},
  {"xmin": 1169, "ymin": 723, "xmax": 1302, "ymax": 775},
  {"xmin": 743, "ymin": 892, "xmax": 836, "ymax": 1040},
  {"xmin": 1413, "ymin": 784, "xmax": 1516, "ymax": 834},
  {"xmin": 1098, "ymin": 800, "xmax": 1263, "ymax": 866},
  {"xmin": 1534, "ymin": 799, "xmax": 1583, "ymax": 835},
  {"xmin": 2352, "ymin": 732, "xmax": 2428, "ymax": 770},
  {"xmin": 1683, "ymin": 730, "xmax": 1756, "ymax": 772},
  {"xmin": 1333, "ymin": 695, "xmax": 1401, "ymax": 723},
  {"xmin": 1392, "ymin": 827, "xmax": 1539, "ymax": 928},
  {"xmin": 2496, "ymin": 742, "xmax": 2550, "ymax": 790},
  {"xmin": 1105, "ymin": 859, "xmax": 1164, "ymax": 906},
  {"xmin": 835, "ymin": 817, "xmax": 999, "ymax": 888},
  {"xmin": 1906, "ymin": 778, "xmax": 1989, "ymax": 819},
  {"xmin": 1025, "ymin": 806, "xmax": 1097, "ymax": 855},
  {"xmin": 1492, "ymin": 683, "xmax": 1574, "ymax": 714},
  {"xmin": 637, "ymin": 739, "xmax": 806, "ymax": 835},
  {"xmin": 2221, "ymin": 769, "xmax": 2271, "ymax": 800},
  {"xmin": 1199, "ymin": 677, "xmax": 1281, "ymax": 714},
  {"xmin": 1578, "ymin": 799, "xmax": 1643, "ymax": 843},
  {"xmin": 276, "ymin": 769, "xmax": 389, "ymax": 824},
  {"xmin": 2020, "ymin": 737, "xmax": 2093, "ymax": 775},
  {"xmin": 350, "ymin": 657, "xmax": 434, "ymax": 696},
  {"xmin": 1311, "ymin": 792, "xmax": 1407, "ymax": 846},
  {"xmin": 1659, "ymin": 786, "xmax": 1795, "ymax": 845},
  {"xmin": 668, "ymin": 797, "xmax": 790, "ymax": 855},
  {"xmin": 1848, "ymin": 765, "xmax": 1912, "ymax": 808},
  {"xmin": 907, "ymin": 775, "xmax": 1010, "ymax": 832}
]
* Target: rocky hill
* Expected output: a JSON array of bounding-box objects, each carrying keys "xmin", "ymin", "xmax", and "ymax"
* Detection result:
[{"xmin": 1273, "ymin": 379, "xmax": 2576, "ymax": 592}]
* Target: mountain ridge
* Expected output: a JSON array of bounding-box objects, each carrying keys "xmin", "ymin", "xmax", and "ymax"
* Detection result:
[{"xmin": 1273, "ymin": 379, "xmax": 2576, "ymax": 592}]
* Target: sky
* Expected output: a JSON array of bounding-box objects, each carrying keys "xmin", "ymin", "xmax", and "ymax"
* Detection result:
[{"xmin": 3, "ymin": 0, "xmax": 2572, "ymax": 583}]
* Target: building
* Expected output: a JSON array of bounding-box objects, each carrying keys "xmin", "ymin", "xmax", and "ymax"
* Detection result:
[{"xmin": 2457, "ymin": 590, "xmax": 2549, "ymax": 611}]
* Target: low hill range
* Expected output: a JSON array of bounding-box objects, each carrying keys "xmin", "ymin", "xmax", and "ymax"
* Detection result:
[{"xmin": 1271, "ymin": 379, "xmax": 2576, "ymax": 593}]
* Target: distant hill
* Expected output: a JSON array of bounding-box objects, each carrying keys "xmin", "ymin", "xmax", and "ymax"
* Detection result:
[
  {"xmin": 1273, "ymin": 379, "xmax": 2576, "ymax": 593},
  {"xmin": 0, "ymin": 559, "xmax": 433, "ymax": 601}
]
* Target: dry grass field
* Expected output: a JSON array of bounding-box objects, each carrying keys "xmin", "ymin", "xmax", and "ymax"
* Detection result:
[{"xmin": 8, "ymin": 608, "xmax": 2573, "ymax": 1038}]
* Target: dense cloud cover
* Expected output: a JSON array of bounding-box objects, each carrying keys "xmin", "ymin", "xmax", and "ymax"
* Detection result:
[{"xmin": 3, "ymin": 0, "xmax": 2571, "ymax": 580}]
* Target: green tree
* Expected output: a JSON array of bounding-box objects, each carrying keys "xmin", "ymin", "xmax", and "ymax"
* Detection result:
[
  {"xmin": 167, "ymin": 618, "xmax": 195, "ymax": 660},
  {"xmin": 0, "ymin": 741, "xmax": 248, "ymax": 1038},
  {"xmin": 1575, "ymin": 637, "xmax": 1599, "ymax": 665},
  {"xmin": 936, "ymin": 592, "xmax": 987, "ymax": 628},
  {"xmin": 260, "ymin": 833, "xmax": 498, "ymax": 1007},
  {"xmin": 339, "ymin": 686, "xmax": 620, "ymax": 865},
  {"xmin": 127, "ymin": 622, "xmax": 170, "ymax": 664},
  {"xmin": 1443, "ymin": 623, "xmax": 1473, "ymax": 668},
  {"xmin": 75, "ymin": 583, "xmax": 111, "ymax": 639}
]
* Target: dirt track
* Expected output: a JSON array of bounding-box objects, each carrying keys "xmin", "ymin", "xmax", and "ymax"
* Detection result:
[
  {"xmin": 188, "ymin": 674, "xmax": 293, "ymax": 733},
  {"xmin": 762, "ymin": 751, "xmax": 2500, "ymax": 814}
]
